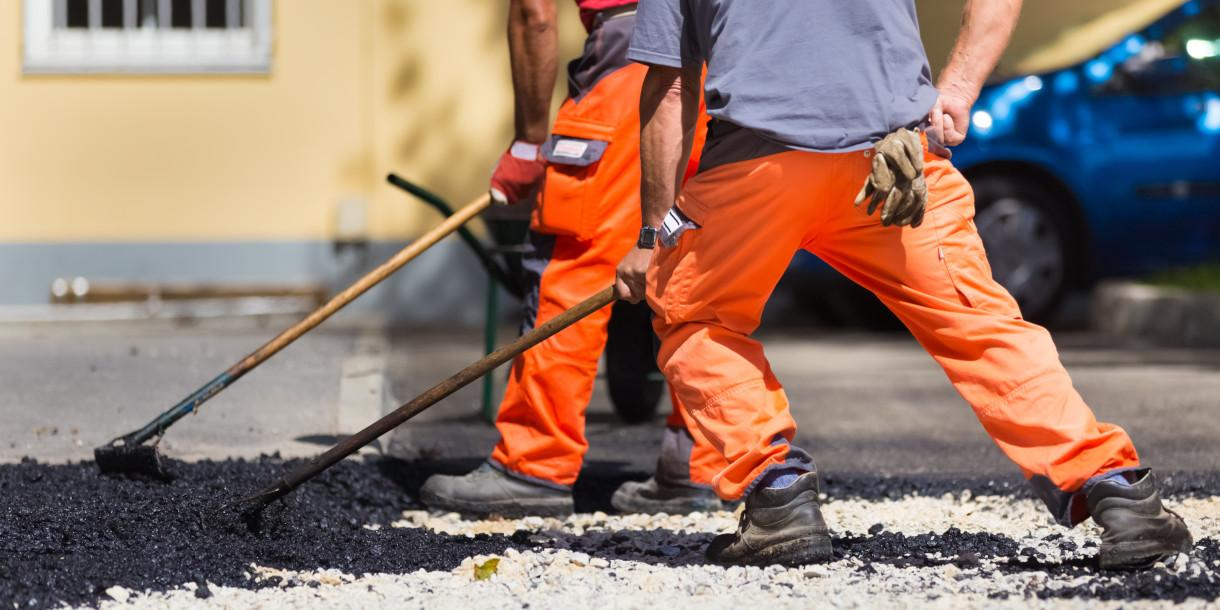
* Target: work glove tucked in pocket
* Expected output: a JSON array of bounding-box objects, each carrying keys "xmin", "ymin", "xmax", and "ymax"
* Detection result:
[
  {"xmin": 855, "ymin": 127, "xmax": 928, "ymax": 228},
  {"xmin": 534, "ymin": 129, "xmax": 610, "ymax": 240}
]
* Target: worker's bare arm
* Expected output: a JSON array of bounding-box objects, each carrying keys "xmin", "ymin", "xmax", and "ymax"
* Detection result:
[
  {"xmin": 640, "ymin": 63, "xmax": 700, "ymax": 229},
  {"xmin": 933, "ymin": 0, "xmax": 1023, "ymax": 146},
  {"xmin": 615, "ymin": 62, "xmax": 701, "ymax": 303},
  {"xmin": 509, "ymin": 0, "xmax": 559, "ymax": 144}
]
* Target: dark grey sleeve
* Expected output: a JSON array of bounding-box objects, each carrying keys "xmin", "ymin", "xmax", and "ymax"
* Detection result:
[{"xmin": 628, "ymin": 0, "xmax": 700, "ymax": 68}]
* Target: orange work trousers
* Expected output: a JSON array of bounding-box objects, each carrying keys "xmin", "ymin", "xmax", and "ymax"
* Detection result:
[
  {"xmin": 648, "ymin": 142, "xmax": 1140, "ymax": 525},
  {"xmin": 490, "ymin": 59, "xmax": 720, "ymax": 489}
]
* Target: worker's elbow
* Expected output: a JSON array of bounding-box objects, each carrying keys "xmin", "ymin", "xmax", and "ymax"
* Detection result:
[{"xmin": 643, "ymin": 64, "xmax": 685, "ymax": 100}]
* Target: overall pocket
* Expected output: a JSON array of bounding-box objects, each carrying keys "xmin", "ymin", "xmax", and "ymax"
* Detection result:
[{"xmin": 533, "ymin": 125, "xmax": 612, "ymax": 240}]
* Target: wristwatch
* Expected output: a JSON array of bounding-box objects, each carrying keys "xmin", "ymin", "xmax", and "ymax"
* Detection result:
[{"xmin": 637, "ymin": 226, "xmax": 659, "ymax": 249}]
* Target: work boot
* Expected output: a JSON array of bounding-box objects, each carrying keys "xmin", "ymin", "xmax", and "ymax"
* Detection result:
[
  {"xmin": 705, "ymin": 471, "xmax": 833, "ymax": 566},
  {"xmin": 612, "ymin": 477, "xmax": 729, "ymax": 514},
  {"xmin": 1088, "ymin": 469, "xmax": 1193, "ymax": 570},
  {"xmin": 612, "ymin": 427, "xmax": 730, "ymax": 514},
  {"xmin": 419, "ymin": 463, "xmax": 574, "ymax": 519}
]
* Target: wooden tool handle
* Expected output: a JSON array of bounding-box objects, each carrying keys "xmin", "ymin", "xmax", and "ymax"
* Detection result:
[
  {"xmin": 113, "ymin": 193, "xmax": 493, "ymax": 448},
  {"xmin": 255, "ymin": 286, "xmax": 618, "ymax": 504},
  {"xmin": 233, "ymin": 192, "xmax": 493, "ymax": 373}
]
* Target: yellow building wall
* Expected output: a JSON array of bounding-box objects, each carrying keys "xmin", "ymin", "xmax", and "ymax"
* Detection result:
[
  {"xmin": 0, "ymin": 0, "xmax": 583, "ymax": 243},
  {"xmin": 0, "ymin": 0, "xmax": 1158, "ymax": 244},
  {"xmin": 366, "ymin": 0, "xmax": 584, "ymax": 241}
]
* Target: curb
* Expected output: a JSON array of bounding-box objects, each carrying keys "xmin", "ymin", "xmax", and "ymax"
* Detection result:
[
  {"xmin": 1091, "ymin": 281, "xmax": 1220, "ymax": 347},
  {"xmin": 335, "ymin": 326, "xmax": 398, "ymax": 455},
  {"xmin": 0, "ymin": 296, "xmax": 318, "ymax": 325}
]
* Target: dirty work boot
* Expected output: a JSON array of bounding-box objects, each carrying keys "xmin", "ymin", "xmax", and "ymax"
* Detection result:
[
  {"xmin": 611, "ymin": 477, "xmax": 728, "ymax": 514},
  {"xmin": 705, "ymin": 471, "xmax": 832, "ymax": 566},
  {"xmin": 419, "ymin": 463, "xmax": 574, "ymax": 519},
  {"xmin": 612, "ymin": 427, "xmax": 729, "ymax": 514},
  {"xmin": 1088, "ymin": 469, "xmax": 1193, "ymax": 570}
]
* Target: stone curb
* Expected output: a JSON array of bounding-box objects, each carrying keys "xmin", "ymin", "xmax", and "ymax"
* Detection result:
[{"xmin": 1091, "ymin": 281, "xmax": 1220, "ymax": 347}]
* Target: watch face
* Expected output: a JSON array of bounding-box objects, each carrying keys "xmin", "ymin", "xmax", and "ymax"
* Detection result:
[{"xmin": 638, "ymin": 227, "xmax": 658, "ymax": 248}]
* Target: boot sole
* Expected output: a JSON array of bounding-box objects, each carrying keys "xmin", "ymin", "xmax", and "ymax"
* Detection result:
[
  {"xmin": 611, "ymin": 487, "xmax": 730, "ymax": 515},
  {"xmin": 1100, "ymin": 539, "xmax": 1193, "ymax": 571},
  {"xmin": 709, "ymin": 531, "xmax": 834, "ymax": 567},
  {"xmin": 419, "ymin": 488, "xmax": 574, "ymax": 520},
  {"xmin": 747, "ymin": 535, "xmax": 834, "ymax": 567}
]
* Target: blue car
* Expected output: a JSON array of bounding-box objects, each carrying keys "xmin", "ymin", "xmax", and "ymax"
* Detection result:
[{"xmin": 796, "ymin": 0, "xmax": 1220, "ymax": 322}]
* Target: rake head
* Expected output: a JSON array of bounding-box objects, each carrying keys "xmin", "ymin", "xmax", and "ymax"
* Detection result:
[{"xmin": 94, "ymin": 441, "xmax": 172, "ymax": 480}]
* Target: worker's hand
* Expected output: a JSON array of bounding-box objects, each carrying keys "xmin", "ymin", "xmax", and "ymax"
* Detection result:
[
  {"xmin": 930, "ymin": 88, "xmax": 973, "ymax": 147},
  {"xmin": 489, "ymin": 141, "xmax": 547, "ymax": 206},
  {"xmin": 615, "ymin": 246, "xmax": 654, "ymax": 304},
  {"xmin": 854, "ymin": 127, "xmax": 927, "ymax": 228}
]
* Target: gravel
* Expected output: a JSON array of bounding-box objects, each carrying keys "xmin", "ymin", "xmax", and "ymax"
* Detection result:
[{"xmin": 2, "ymin": 457, "xmax": 1217, "ymax": 609}]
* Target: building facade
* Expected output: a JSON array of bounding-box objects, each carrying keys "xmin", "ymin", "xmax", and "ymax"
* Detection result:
[{"xmin": 0, "ymin": 0, "xmax": 1156, "ymax": 321}]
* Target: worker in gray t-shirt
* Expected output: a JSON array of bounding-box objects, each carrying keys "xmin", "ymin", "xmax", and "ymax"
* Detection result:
[
  {"xmin": 612, "ymin": 0, "xmax": 1193, "ymax": 569},
  {"xmin": 629, "ymin": 0, "xmax": 939, "ymax": 158}
]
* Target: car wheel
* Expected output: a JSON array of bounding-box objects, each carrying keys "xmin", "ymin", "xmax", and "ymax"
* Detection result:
[
  {"xmin": 971, "ymin": 176, "xmax": 1076, "ymax": 322},
  {"xmin": 604, "ymin": 300, "xmax": 665, "ymax": 423}
]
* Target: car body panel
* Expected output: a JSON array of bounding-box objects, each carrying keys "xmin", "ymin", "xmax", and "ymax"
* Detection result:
[
  {"xmin": 794, "ymin": 0, "xmax": 1220, "ymax": 297},
  {"xmin": 957, "ymin": 0, "xmax": 1220, "ymax": 278}
]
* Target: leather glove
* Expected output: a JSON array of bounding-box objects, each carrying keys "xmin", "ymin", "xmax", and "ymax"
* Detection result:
[
  {"xmin": 854, "ymin": 128, "xmax": 927, "ymax": 228},
  {"xmin": 489, "ymin": 141, "xmax": 547, "ymax": 206}
]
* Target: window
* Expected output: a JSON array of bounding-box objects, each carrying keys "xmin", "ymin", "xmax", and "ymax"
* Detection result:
[
  {"xmin": 23, "ymin": 0, "xmax": 272, "ymax": 74},
  {"xmin": 1108, "ymin": 3, "xmax": 1220, "ymax": 95}
]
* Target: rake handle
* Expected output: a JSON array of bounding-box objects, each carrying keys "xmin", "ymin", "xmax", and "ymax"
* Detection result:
[
  {"xmin": 246, "ymin": 286, "xmax": 618, "ymax": 507},
  {"xmin": 119, "ymin": 192, "xmax": 493, "ymax": 446}
]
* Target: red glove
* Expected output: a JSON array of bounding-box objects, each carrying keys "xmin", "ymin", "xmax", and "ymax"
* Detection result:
[{"xmin": 489, "ymin": 141, "xmax": 546, "ymax": 206}]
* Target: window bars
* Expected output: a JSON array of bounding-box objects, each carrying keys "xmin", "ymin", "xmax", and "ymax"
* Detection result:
[{"xmin": 24, "ymin": 0, "xmax": 272, "ymax": 73}]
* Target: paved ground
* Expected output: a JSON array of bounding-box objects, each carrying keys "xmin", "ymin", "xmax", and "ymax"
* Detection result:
[
  {"xmin": 0, "ymin": 315, "xmax": 382, "ymax": 463},
  {"xmin": 385, "ymin": 326, "xmax": 1220, "ymax": 483},
  {"xmin": 3, "ymin": 313, "xmax": 1219, "ymax": 609},
  {"xmin": 3, "ymin": 314, "xmax": 1217, "ymax": 478}
]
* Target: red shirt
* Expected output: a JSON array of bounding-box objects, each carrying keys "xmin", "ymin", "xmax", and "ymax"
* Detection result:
[
  {"xmin": 574, "ymin": 0, "xmax": 634, "ymax": 9},
  {"xmin": 575, "ymin": 0, "xmax": 635, "ymax": 32}
]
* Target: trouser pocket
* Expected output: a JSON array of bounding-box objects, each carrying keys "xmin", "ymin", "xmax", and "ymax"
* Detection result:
[
  {"xmin": 935, "ymin": 206, "xmax": 1023, "ymax": 319},
  {"xmin": 534, "ymin": 126, "xmax": 611, "ymax": 241},
  {"xmin": 649, "ymin": 208, "xmax": 702, "ymax": 324}
]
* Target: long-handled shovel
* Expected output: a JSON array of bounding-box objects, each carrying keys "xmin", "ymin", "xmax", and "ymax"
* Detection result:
[
  {"xmin": 95, "ymin": 187, "xmax": 493, "ymax": 479},
  {"xmin": 233, "ymin": 286, "xmax": 617, "ymax": 513}
]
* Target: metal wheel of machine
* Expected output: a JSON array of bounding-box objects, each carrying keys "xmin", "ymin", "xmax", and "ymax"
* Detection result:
[
  {"xmin": 604, "ymin": 300, "xmax": 665, "ymax": 423},
  {"xmin": 972, "ymin": 175, "xmax": 1077, "ymax": 323}
]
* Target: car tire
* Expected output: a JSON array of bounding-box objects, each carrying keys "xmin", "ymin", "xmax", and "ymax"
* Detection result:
[
  {"xmin": 970, "ymin": 175, "xmax": 1078, "ymax": 323},
  {"xmin": 605, "ymin": 300, "xmax": 665, "ymax": 423}
]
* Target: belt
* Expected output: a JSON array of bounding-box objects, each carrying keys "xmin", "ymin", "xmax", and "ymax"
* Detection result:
[{"xmin": 595, "ymin": 3, "xmax": 637, "ymax": 24}]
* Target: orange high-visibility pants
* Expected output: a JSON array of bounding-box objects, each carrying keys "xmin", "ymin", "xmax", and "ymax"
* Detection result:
[
  {"xmin": 490, "ymin": 46, "xmax": 720, "ymax": 488},
  {"xmin": 648, "ymin": 142, "xmax": 1140, "ymax": 525}
]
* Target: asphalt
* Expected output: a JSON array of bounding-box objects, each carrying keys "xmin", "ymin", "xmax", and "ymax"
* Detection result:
[
  {"xmin": 0, "ymin": 457, "xmax": 510, "ymax": 610},
  {"xmin": 4, "ymin": 312, "xmax": 1217, "ymax": 479},
  {"xmin": 2, "ymin": 313, "xmax": 1219, "ymax": 607},
  {"xmin": 3, "ymin": 456, "xmax": 1218, "ymax": 609},
  {"xmin": 0, "ymin": 316, "xmax": 377, "ymax": 464},
  {"xmin": 383, "ymin": 326, "xmax": 1220, "ymax": 483}
]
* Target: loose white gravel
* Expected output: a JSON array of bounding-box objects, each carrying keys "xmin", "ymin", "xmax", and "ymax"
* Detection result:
[{"xmin": 85, "ymin": 494, "xmax": 1220, "ymax": 610}]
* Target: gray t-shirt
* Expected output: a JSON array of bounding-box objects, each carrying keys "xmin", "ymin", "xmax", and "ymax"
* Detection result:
[{"xmin": 628, "ymin": 0, "xmax": 939, "ymax": 154}]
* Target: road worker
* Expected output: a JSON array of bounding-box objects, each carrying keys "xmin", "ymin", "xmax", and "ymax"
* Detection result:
[
  {"xmin": 614, "ymin": 0, "xmax": 1193, "ymax": 568},
  {"xmin": 420, "ymin": 0, "xmax": 722, "ymax": 517}
]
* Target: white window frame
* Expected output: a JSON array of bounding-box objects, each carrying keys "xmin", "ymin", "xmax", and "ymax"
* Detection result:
[{"xmin": 23, "ymin": 0, "xmax": 273, "ymax": 74}]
